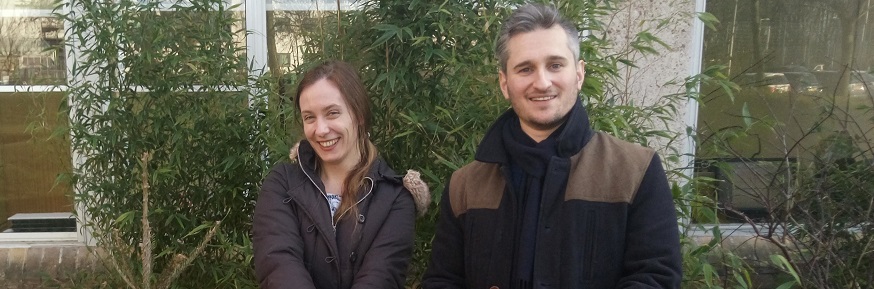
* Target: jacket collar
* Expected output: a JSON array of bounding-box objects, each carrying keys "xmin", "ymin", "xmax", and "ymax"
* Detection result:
[
  {"xmin": 291, "ymin": 140, "xmax": 431, "ymax": 216},
  {"xmin": 475, "ymin": 98, "xmax": 593, "ymax": 164}
]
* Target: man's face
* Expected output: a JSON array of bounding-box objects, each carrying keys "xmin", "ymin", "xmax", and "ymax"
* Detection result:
[{"xmin": 499, "ymin": 25, "xmax": 585, "ymax": 142}]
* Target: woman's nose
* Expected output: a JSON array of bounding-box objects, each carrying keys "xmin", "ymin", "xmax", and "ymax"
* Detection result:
[{"xmin": 314, "ymin": 119, "xmax": 330, "ymax": 135}]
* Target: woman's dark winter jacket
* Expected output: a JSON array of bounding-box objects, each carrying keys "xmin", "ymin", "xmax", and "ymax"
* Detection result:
[
  {"xmin": 422, "ymin": 101, "xmax": 683, "ymax": 289},
  {"xmin": 253, "ymin": 141, "xmax": 429, "ymax": 289}
]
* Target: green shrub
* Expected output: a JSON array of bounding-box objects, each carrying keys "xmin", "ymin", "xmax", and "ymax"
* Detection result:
[{"xmin": 63, "ymin": 0, "xmax": 270, "ymax": 288}]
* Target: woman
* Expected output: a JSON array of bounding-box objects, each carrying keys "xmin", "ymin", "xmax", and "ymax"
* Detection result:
[{"xmin": 253, "ymin": 60, "xmax": 429, "ymax": 289}]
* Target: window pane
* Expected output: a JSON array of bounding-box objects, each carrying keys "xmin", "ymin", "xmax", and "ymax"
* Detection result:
[
  {"xmin": 696, "ymin": 0, "xmax": 874, "ymax": 221},
  {"xmin": 0, "ymin": 16, "xmax": 66, "ymax": 85},
  {"xmin": 266, "ymin": 10, "xmax": 315, "ymax": 74},
  {"xmin": 0, "ymin": 1, "xmax": 55, "ymax": 9},
  {"xmin": 265, "ymin": 0, "xmax": 358, "ymax": 74},
  {"xmin": 269, "ymin": 0, "xmax": 357, "ymax": 11},
  {"xmin": 0, "ymin": 92, "xmax": 72, "ymax": 231}
]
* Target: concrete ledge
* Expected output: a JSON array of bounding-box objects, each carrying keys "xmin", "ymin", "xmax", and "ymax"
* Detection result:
[{"xmin": 0, "ymin": 242, "xmax": 99, "ymax": 289}]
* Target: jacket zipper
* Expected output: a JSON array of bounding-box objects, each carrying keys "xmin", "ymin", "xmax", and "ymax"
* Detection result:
[
  {"xmin": 297, "ymin": 151, "xmax": 375, "ymax": 231},
  {"xmin": 294, "ymin": 152, "xmax": 375, "ymax": 289},
  {"xmin": 334, "ymin": 177, "xmax": 374, "ymax": 223}
]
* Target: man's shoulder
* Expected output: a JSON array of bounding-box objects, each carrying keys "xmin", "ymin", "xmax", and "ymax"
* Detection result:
[
  {"xmin": 587, "ymin": 131, "xmax": 655, "ymax": 155},
  {"xmin": 446, "ymin": 160, "xmax": 505, "ymax": 216},
  {"xmin": 565, "ymin": 131, "xmax": 658, "ymax": 203},
  {"xmin": 454, "ymin": 160, "xmax": 499, "ymax": 176},
  {"xmin": 451, "ymin": 161, "xmax": 503, "ymax": 191},
  {"xmin": 575, "ymin": 131, "xmax": 655, "ymax": 168}
]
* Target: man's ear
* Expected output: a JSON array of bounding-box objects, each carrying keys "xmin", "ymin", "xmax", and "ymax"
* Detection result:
[
  {"xmin": 499, "ymin": 70, "xmax": 510, "ymax": 100},
  {"xmin": 576, "ymin": 60, "xmax": 586, "ymax": 89}
]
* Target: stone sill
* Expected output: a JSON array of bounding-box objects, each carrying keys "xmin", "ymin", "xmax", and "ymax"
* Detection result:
[{"xmin": 0, "ymin": 242, "xmax": 99, "ymax": 288}]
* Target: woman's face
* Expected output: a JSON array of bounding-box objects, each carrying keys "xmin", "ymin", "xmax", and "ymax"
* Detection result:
[{"xmin": 298, "ymin": 78, "xmax": 361, "ymax": 169}]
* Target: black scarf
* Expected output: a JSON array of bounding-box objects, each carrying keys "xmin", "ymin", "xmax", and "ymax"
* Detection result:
[{"xmin": 503, "ymin": 118, "xmax": 565, "ymax": 288}]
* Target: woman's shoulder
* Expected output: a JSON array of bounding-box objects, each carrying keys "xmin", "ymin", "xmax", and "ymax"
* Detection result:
[
  {"xmin": 260, "ymin": 161, "xmax": 308, "ymax": 195},
  {"xmin": 400, "ymin": 169, "xmax": 430, "ymax": 217},
  {"xmin": 267, "ymin": 161, "xmax": 299, "ymax": 177},
  {"xmin": 373, "ymin": 162, "xmax": 431, "ymax": 217}
]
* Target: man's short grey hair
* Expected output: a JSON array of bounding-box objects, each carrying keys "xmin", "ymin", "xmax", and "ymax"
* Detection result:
[{"xmin": 495, "ymin": 3, "xmax": 581, "ymax": 72}]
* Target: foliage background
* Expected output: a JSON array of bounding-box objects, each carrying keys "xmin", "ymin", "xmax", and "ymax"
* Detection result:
[{"xmin": 55, "ymin": 0, "xmax": 785, "ymax": 288}]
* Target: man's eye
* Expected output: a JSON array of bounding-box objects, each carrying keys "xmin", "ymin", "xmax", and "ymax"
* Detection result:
[
  {"xmin": 518, "ymin": 67, "xmax": 532, "ymax": 74},
  {"xmin": 550, "ymin": 63, "xmax": 563, "ymax": 70}
]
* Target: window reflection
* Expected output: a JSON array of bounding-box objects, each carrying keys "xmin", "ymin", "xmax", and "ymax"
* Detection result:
[
  {"xmin": 0, "ymin": 0, "xmax": 55, "ymax": 9},
  {"xmin": 0, "ymin": 17, "xmax": 65, "ymax": 85},
  {"xmin": 698, "ymin": 0, "xmax": 874, "ymax": 160},
  {"xmin": 696, "ymin": 0, "xmax": 874, "ymax": 222},
  {"xmin": 265, "ymin": 0, "xmax": 359, "ymax": 75},
  {"xmin": 0, "ymin": 92, "xmax": 72, "ymax": 231}
]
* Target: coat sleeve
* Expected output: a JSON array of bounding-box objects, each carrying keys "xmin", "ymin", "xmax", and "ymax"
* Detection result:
[
  {"xmin": 421, "ymin": 183, "xmax": 467, "ymax": 289},
  {"xmin": 617, "ymin": 154, "xmax": 683, "ymax": 289},
  {"xmin": 253, "ymin": 165, "xmax": 317, "ymax": 289},
  {"xmin": 351, "ymin": 188, "xmax": 417, "ymax": 289}
]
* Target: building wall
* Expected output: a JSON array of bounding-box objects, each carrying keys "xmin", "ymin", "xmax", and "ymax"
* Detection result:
[{"xmin": 599, "ymin": 0, "xmax": 700, "ymax": 167}]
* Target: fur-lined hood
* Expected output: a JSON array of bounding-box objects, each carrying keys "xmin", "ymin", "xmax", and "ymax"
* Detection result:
[{"xmin": 288, "ymin": 142, "xmax": 431, "ymax": 217}]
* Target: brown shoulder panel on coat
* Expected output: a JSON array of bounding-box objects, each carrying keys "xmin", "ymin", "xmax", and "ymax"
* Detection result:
[
  {"xmin": 448, "ymin": 161, "xmax": 506, "ymax": 217},
  {"xmin": 565, "ymin": 132, "xmax": 655, "ymax": 203}
]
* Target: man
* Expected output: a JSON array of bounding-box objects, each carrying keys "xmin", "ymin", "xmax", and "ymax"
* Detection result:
[{"xmin": 422, "ymin": 3, "xmax": 682, "ymax": 289}]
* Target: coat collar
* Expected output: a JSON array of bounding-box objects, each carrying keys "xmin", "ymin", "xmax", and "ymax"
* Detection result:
[
  {"xmin": 289, "ymin": 140, "xmax": 431, "ymax": 216},
  {"xmin": 475, "ymin": 98, "xmax": 593, "ymax": 164}
]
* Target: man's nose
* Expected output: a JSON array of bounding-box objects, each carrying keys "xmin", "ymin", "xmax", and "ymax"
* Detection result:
[{"xmin": 533, "ymin": 69, "xmax": 552, "ymax": 90}]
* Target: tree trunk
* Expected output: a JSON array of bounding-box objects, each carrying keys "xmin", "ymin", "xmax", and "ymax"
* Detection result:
[
  {"xmin": 752, "ymin": 0, "xmax": 763, "ymax": 76},
  {"xmin": 837, "ymin": 13, "xmax": 859, "ymax": 96},
  {"xmin": 266, "ymin": 12, "xmax": 279, "ymax": 78}
]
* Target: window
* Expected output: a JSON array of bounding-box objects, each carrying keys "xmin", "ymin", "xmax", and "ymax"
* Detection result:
[
  {"xmin": 0, "ymin": 92, "xmax": 73, "ymax": 233},
  {"xmin": 0, "ymin": 1, "xmax": 74, "ymax": 237},
  {"xmin": 695, "ymin": 0, "xmax": 874, "ymax": 222},
  {"xmin": 0, "ymin": 15, "xmax": 65, "ymax": 85},
  {"xmin": 265, "ymin": 0, "xmax": 360, "ymax": 75}
]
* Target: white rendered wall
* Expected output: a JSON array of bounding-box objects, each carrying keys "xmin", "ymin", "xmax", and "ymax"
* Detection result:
[{"xmin": 598, "ymin": 0, "xmax": 703, "ymax": 172}]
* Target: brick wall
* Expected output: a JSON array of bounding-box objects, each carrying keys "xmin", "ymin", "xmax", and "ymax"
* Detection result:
[{"xmin": 0, "ymin": 243, "xmax": 98, "ymax": 289}]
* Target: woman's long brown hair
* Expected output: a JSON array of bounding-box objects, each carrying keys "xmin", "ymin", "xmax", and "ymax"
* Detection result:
[{"xmin": 294, "ymin": 60, "xmax": 377, "ymax": 222}]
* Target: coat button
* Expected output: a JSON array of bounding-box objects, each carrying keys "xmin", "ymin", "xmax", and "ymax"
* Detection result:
[
  {"xmin": 350, "ymin": 252, "xmax": 357, "ymax": 262},
  {"xmin": 358, "ymin": 214, "xmax": 365, "ymax": 223},
  {"xmin": 324, "ymin": 256, "xmax": 335, "ymax": 263}
]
